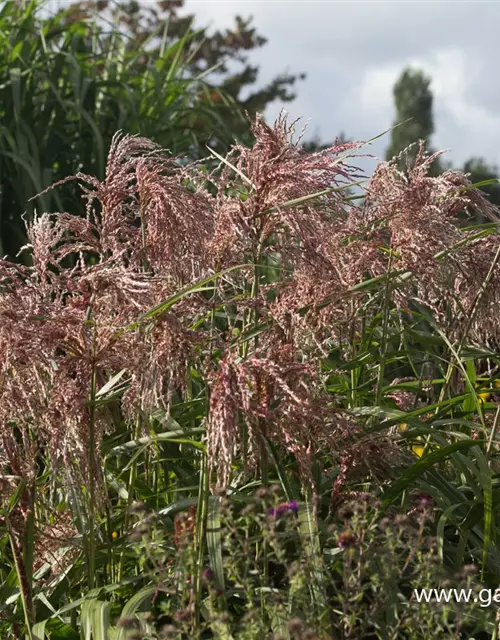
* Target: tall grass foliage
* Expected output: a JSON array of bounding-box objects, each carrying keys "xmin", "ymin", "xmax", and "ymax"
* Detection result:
[{"xmin": 0, "ymin": 0, "xmax": 240, "ymax": 261}]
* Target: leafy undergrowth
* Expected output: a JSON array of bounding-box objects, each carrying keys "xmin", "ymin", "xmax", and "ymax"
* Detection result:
[{"xmin": 2, "ymin": 115, "xmax": 500, "ymax": 639}]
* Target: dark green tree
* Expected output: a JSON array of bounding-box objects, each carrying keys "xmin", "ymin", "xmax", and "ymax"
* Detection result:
[
  {"xmin": 60, "ymin": 0, "xmax": 306, "ymax": 142},
  {"xmin": 385, "ymin": 67, "xmax": 442, "ymax": 174},
  {"xmin": 463, "ymin": 157, "xmax": 500, "ymax": 207},
  {"xmin": 386, "ymin": 66, "xmax": 500, "ymax": 205},
  {"xmin": 0, "ymin": 0, "xmax": 306, "ymax": 261}
]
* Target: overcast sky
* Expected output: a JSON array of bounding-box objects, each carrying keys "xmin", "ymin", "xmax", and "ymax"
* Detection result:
[{"xmin": 183, "ymin": 0, "xmax": 500, "ymax": 173}]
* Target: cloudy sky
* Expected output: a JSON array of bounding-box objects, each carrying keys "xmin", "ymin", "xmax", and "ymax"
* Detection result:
[{"xmin": 184, "ymin": 0, "xmax": 500, "ymax": 173}]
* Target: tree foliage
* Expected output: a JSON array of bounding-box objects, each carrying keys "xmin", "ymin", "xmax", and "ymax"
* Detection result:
[
  {"xmin": 385, "ymin": 67, "xmax": 441, "ymax": 174},
  {"xmin": 59, "ymin": 0, "xmax": 306, "ymax": 140}
]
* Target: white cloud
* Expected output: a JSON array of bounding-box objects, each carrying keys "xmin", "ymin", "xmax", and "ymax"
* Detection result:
[{"xmin": 358, "ymin": 65, "xmax": 400, "ymax": 118}]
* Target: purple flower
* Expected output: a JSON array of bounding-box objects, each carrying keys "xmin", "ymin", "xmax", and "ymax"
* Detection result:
[
  {"xmin": 202, "ymin": 567, "xmax": 215, "ymax": 582},
  {"xmin": 288, "ymin": 500, "xmax": 299, "ymax": 514},
  {"xmin": 268, "ymin": 500, "xmax": 298, "ymax": 517},
  {"xmin": 416, "ymin": 493, "xmax": 433, "ymax": 508}
]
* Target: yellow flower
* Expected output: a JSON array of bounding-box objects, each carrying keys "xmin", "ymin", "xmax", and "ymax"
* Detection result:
[
  {"xmin": 411, "ymin": 444, "xmax": 425, "ymax": 458},
  {"xmin": 475, "ymin": 379, "xmax": 500, "ymax": 404},
  {"xmin": 399, "ymin": 423, "xmax": 425, "ymax": 457},
  {"xmin": 111, "ymin": 531, "xmax": 118, "ymax": 540}
]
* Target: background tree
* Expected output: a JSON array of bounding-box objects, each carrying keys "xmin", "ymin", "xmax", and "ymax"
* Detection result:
[
  {"xmin": 0, "ymin": 0, "xmax": 306, "ymax": 261},
  {"xmin": 386, "ymin": 66, "xmax": 500, "ymax": 205},
  {"xmin": 463, "ymin": 157, "xmax": 500, "ymax": 207},
  {"xmin": 59, "ymin": 0, "xmax": 306, "ymax": 141},
  {"xmin": 385, "ymin": 67, "xmax": 442, "ymax": 175}
]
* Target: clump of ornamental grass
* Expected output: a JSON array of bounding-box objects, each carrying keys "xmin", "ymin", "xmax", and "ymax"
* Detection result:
[
  {"xmin": 1, "ymin": 114, "xmax": 500, "ymax": 583},
  {"xmin": 0, "ymin": 115, "xmax": 376, "ymax": 504},
  {"xmin": 0, "ymin": 131, "xmax": 216, "ymax": 497}
]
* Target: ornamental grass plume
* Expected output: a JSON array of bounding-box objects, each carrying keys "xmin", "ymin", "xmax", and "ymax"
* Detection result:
[
  {"xmin": 0, "ymin": 133, "xmax": 213, "ymax": 499},
  {"xmin": 1, "ymin": 115, "xmax": 499, "ymax": 509},
  {"xmin": 363, "ymin": 141, "xmax": 500, "ymax": 305},
  {"xmin": 206, "ymin": 344, "xmax": 350, "ymax": 488},
  {"xmin": 364, "ymin": 143, "xmax": 466, "ymax": 279},
  {"xmin": 453, "ymin": 231, "xmax": 500, "ymax": 348},
  {"xmin": 33, "ymin": 131, "xmax": 215, "ymax": 281},
  {"xmin": 207, "ymin": 112, "xmax": 375, "ymax": 355},
  {"xmin": 357, "ymin": 141, "xmax": 500, "ymax": 351},
  {"xmin": 207, "ymin": 112, "xmax": 366, "ymax": 268}
]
